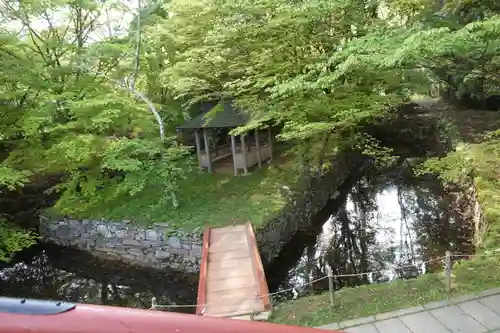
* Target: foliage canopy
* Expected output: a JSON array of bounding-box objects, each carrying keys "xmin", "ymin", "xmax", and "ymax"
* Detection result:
[{"xmin": 1, "ymin": 0, "xmax": 500, "ymax": 257}]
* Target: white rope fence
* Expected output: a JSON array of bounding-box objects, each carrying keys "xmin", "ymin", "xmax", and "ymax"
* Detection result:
[{"xmin": 149, "ymin": 251, "xmax": 500, "ymax": 311}]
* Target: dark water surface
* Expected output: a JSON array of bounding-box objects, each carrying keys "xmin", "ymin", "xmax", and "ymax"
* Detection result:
[
  {"xmin": 0, "ymin": 160, "xmax": 475, "ymax": 309},
  {"xmin": 0, "ymin": 243, "xmax": 198, "ymax": 311},
  {"xmin": 266, "ymin": 160, "xmax": 475, "ymax": 299}
]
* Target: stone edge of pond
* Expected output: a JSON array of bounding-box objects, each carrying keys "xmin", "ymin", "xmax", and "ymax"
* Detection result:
[
  {"xmin": 255, "ymin": 152, "xmax": 367, "ymax": 266},
  {"xmin": 38, "ymin": 215, "xmax": 203, "ymax": 273}
]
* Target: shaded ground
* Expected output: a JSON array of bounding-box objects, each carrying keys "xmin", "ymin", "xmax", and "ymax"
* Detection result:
[
  {"xmin": 446, "ymin": 108, "xmax": 500, "ymax": 143},
  {"xmin": 415, "ymin": 99, "xmax": 500, "ymax": 142}
]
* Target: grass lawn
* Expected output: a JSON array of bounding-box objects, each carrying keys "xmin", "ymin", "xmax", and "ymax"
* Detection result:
[
  {"xmin": 65, "ymin": 151, "xmax": 300, "ymax": 230},
  {"xmin": 269, "ymin": 255, "xmax": 500, "ymax": 327}
]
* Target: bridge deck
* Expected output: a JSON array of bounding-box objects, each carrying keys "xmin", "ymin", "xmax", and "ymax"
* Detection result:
[{"xmin": 196, "ymin": 222, "xmax": 271, "ymax": 319}]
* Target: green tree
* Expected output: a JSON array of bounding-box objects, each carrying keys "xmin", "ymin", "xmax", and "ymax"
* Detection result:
[
  {"xmin": 150, "ymin": 0, "xmax": 423, "ymax": 165},
  {"xmin": 1, "ymin": 0, "xmax": 499, "ymax": 258},
  {"xmin": 151, "ymin": 0, "xmax": 500, "ymax": 157},
  {"xmin": 0, "ymin": 0, "xmax": 190, "ymax": 216},
  {"xmin": 0, "ymin": 217, "xmax": 37, "ymax": 262}
]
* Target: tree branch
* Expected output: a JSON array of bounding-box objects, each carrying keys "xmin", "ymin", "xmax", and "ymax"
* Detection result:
[
  {"xmin": 130, "ymin": 0, "xmax": 141, "ymax": 90},
  {"xmin": 123, "ymin": 82, "xmax": 165, "ymax": 140},
  {"xmin": 70, "ymin": 0, "xmax": 165, "ymax": 141},
  {"xmin": 79, "ymin": 68, "xmax": 166, "ymax": 140},
  {"xmin": 122, "ymin": 0, "xmax": 164, "ymax": 140}
]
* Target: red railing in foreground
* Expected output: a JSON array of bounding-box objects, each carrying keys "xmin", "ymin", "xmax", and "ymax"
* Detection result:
[
  {"xmin": 195, "ymin": 227, "xmax": 211, "ymax": 315},
  {"xmin": 246, "ymin": 221, "xmax": 272, "ymax": 311}
]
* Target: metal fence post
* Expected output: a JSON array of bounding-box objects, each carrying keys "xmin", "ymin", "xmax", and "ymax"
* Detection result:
[
  {"xmin": 445, "ymin": 250, "xmax": 452, "ymax": 292},
  {"xmin": 327, "ymin": 265, "xmax": 335, "ymax": 307}
]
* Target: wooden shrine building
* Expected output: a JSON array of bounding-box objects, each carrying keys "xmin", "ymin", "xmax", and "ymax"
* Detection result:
[{"xmin": 177, "ymin": 99, "xmax": 273, "ymax": 176}]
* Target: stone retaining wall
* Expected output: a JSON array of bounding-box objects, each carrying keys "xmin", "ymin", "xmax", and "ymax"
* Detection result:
[
  {"xmin": 39, "ymin": 217, "xmax": 202, "ymax": 273},
  {"xmin": 472, "ymin": 186, "xmax": 487, "ymax": 247},
  {"xmin": 256, "ymin": 152, "xmax": 367, "ymax": 265},
  {"xmin": 444, "ymin": 182, "xmax": 487, "ymax": 251},
  {"xmin": 464, "ymin": 185, "xmax": 487, "ymax": 247}
]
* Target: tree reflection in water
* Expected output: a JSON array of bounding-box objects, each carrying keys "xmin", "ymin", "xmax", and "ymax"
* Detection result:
[
  {"xmin": 268, "ymin": 160, "xmax": 475, "ymax": 299},
  {"xmin": 0, "ymin": 243, "xmax": 198, "ymax": 313}
]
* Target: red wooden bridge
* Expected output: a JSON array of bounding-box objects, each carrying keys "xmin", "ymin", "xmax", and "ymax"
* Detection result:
[{"xmin": 196, "ymin": 222, "xmax": 272, "ymax": 320}]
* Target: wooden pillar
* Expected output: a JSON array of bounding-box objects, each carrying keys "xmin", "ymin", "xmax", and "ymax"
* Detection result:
[
  {"xmin": 212, "ymin": 134, "xmax": 217, "ymax": 157},
  {"xmin": 255, "ymin": 129, "xmax": 262, "ymax": 168},
  {"xmin": 203, "ymin": 129, "xmax": 212, "ymax": 173},
  {"xmin": 241, "ymin": 133, "xmax": 248, "ymax": 175},
  {"xmin": 194, "ymin": 130, "xmax": 202, "ymax": 170},
  {"xmin": 268, "ymin": 127, "xmax": 273, "ymax": 161},
  {"xmin": 230, "ymin": 135, "xmax": 238, "ymax": 176}
]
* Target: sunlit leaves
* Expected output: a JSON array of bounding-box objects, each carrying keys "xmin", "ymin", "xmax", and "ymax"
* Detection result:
[
  {"xmin": 151, "ymin": 0, "xmax": 400, "ymax": 163},
  {"xmin": 0, "ymin": 217, "xmax": 37, "ymax": 262},
  {"xmin": 0, "ymin": 0, "xmax": 190, "ymax": 217},
  {"xmin": 0, "ymin": 166, "xmax": 32, "ymax": 191}
]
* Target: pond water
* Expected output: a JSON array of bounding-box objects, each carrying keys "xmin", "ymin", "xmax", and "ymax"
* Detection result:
[
  {"xmin": 0, "ymin": 160, "xmax": 475, "ymax": 310},
  {"xmin": 265, "ymin": 160, "xmax": 475, "ymax": 299},
  {"xmin": 0, "ymin": 243, "xmax": 198, "ymax": 312}
]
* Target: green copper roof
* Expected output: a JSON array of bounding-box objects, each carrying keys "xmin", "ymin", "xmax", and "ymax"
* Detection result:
[{"xmin": 177, "ymin": 99, "xmax": 250, "ymax": 130}]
